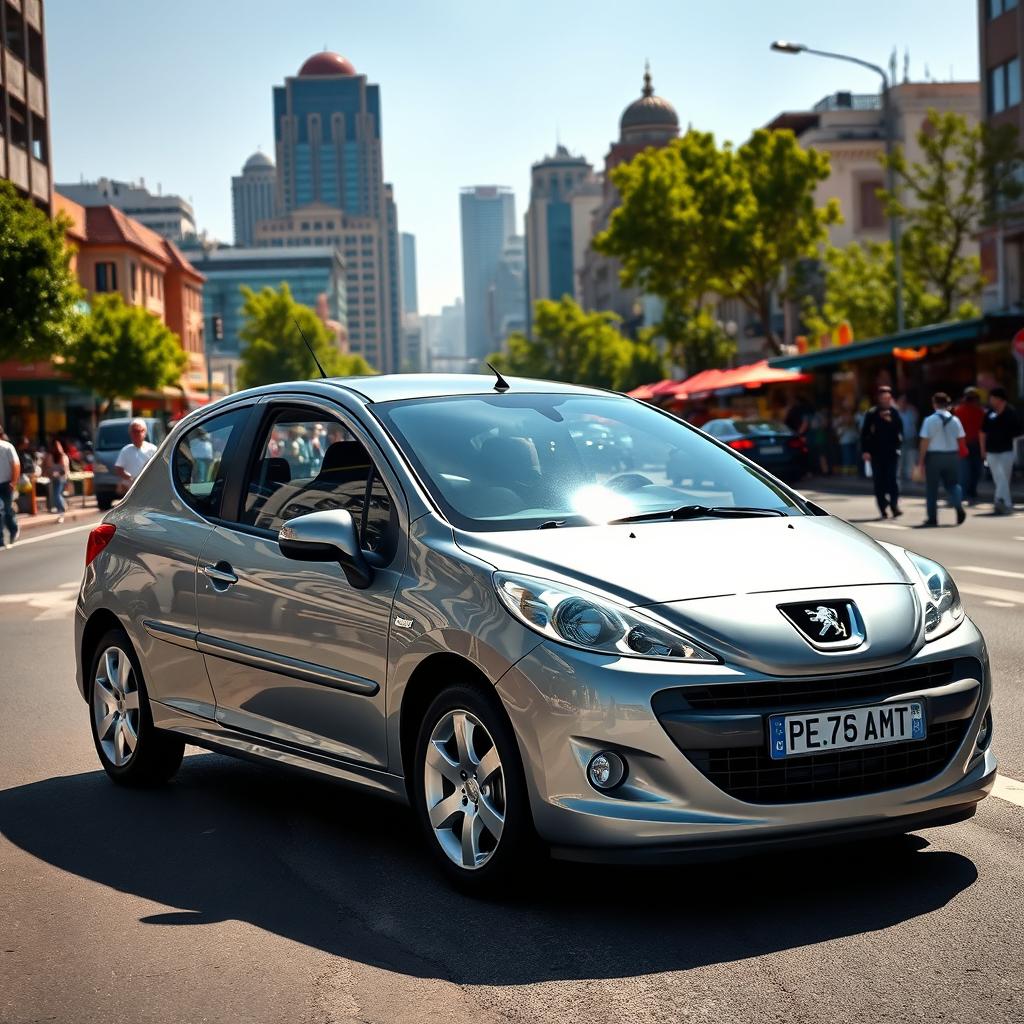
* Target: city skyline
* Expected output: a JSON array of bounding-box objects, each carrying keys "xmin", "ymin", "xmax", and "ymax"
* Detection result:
[{"xmin": 47, "ymin": 0, "xmax": 980, "ymax": 316}]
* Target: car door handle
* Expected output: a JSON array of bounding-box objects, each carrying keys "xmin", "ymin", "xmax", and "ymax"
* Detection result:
[{"xmin": 201, "ymin": 563, "xmax": 238, "ymax": 587}]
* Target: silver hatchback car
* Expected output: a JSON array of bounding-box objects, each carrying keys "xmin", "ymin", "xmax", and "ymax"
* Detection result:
[{"xmin": 75, "ymin": 374, "xmax": 996, "ymax": 890}]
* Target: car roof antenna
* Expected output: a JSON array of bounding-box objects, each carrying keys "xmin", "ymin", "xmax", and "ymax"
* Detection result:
[
  {"xmin": 293, "ymin": 317, "xmax": 327, "ymax": 379},
  {"xmin": 486, "ymin": 362, "xmax": 510, "ymax": 393}
]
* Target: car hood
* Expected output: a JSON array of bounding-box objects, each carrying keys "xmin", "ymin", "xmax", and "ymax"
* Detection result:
[{"xmin": 454, "ymin": 515, "xmax": 911, "ymax": 606}]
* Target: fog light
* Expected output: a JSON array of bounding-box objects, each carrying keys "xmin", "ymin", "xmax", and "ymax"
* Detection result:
[
  {"xmin": 976, "ymin": 709, "xmax": 993, "ymax": 750},
  {"xmin": 587, "ymin": 751, "xmax": 626, "ymax": 791}
]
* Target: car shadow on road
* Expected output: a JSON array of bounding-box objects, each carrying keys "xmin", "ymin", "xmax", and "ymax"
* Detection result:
[{"xmin": 0, "ymin": 752, "xmax": 979, "ymax": 984}]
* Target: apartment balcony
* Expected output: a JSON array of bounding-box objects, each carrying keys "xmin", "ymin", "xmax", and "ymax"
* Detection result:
[
  {"xmin": 27, "ymin": 68, "xmax": 45, "ymax": 117},
  {"xmin": 4, "ymin": 48, "xmax": 25, "ymax": 104},
  {"xmin": 30, "ymin": 156, "xmax": 49, "ymax": 202},
  {"xmin": 8, "ymin": 147, "xmax": 29, "ymax": 192},
  {"xmin": 25, "ymin": 0, "xmax": 42, "ymax": 32}
]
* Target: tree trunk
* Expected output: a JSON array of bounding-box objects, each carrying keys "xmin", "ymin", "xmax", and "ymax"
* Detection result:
[{"xmin": 760, "ymin": 295, "xmax": 783, "ymax": 356}]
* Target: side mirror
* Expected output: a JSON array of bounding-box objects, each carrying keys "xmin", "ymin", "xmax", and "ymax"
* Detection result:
[{"xmin": 278, "ymin": 509, "xmax": 374, "ymax": 589}]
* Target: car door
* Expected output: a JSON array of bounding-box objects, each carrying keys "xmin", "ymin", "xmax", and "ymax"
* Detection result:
[{"xmin": 194, "ymin": 397, "xmax": 406, "ymax": 768}]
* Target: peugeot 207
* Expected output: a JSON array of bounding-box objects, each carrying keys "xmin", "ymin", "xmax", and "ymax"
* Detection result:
[{"xmin": 75, "ymin": 374, "xmax": 996, "ymax": 890}]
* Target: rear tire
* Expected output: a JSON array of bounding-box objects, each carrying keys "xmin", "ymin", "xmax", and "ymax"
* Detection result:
[
  {"xmin": 412, "ymin": 680, "xmax": 537, "ymax": 893},
  {"xmin": 88, "ymin": 627, "xmax": 184, "ymax": 787}
]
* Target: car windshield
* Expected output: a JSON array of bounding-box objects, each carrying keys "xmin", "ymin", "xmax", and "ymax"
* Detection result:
[
  {"xmin": 375, "ymin": 393, "xmax": 803, "ymax": 531},
  {"xmin": 730, "ymin": 419, "xmax": 793, "ymax": 436},
  {"xmin": 96, "ymin": 423, "xmax": 131, "ymax": 449}
]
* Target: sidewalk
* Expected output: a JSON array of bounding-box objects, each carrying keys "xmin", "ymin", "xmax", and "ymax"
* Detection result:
[
  {"xmin": 13, "ymin": 496, "xmax": 101, "ymax": 534},
  {"xmin": 800, "ymin": 471, "xmax": 1023, "ymax": 504}
]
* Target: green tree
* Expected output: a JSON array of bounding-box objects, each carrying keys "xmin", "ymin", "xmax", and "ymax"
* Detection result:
[
  {"xmin": 0, "ymin": 181, "xmax": 82, "ymax": 364},
  {"xmin": 236, "ymin": 283, "xmax": 373, "ymax": 389},
  {"xmin": 879, "ymin": 110, "xmax": 1022, "ymax": 321},
  {"xmin": 489, "ymin": 296, "xmax": 664, "ymax": 392},
  {"xmin": 64, "ymin": 293, "xmax": 187, "ymax": 414},
  {"xmin": 594, "ymin": 128, "xmax": 839, "ymax": 362}
]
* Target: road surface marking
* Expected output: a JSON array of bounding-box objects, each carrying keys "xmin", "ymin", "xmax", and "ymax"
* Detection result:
[
  {"xmin": 954, "ymin": 565, "xmax": 1024, "ymax": 581},
  {"xmin": 993, "ymin": 773, "xmax": 1024, "ymax": 808},
  {"xmin": 6, "ymin": 521, "xmax": 96, "ymax": 548},
  {"xmin": 984, "ymin": 600, "xmax": 1015, "ymax": 608},
  {"xmin": 865, "ymin": 522, "xmax": 908, "ymax": 531},
  {"xmin": 958, "ymin": 582, "xmax": 1024, "ymax": 605},
  {"xmin": 0, "ymin": 587, "xmax": 78, "ymax": 620}
]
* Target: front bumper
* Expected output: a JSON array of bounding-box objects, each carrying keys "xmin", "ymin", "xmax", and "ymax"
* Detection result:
[{"xmin": 496, "ymin": 617, "xmax": 995, "ymax": 856}]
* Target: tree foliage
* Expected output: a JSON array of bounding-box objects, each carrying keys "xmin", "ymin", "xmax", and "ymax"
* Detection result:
[
  {"xmin": 594, "ymin": 128, "xmax": 839, "ymax": 362},
  {"xmin": 237, "ymin": 283, "xmax": 373, "ymax": 389},
  {"xmin": 0, "ymin": 181, "xmax": 82, "ymax": 362},
  {"xmin": 64, "ymin": 292, "xmax": 187, "ymax": 414},
  {"xmin": 489, "ymin": 296, "xmax": 664, "ymax": 392}
]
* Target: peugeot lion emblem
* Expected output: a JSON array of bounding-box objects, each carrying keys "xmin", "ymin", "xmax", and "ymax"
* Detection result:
[
  {"xmin": 778, "ymin": 599, "xmax": 865, "ymax": 651},
  {"xmin": 805, "ymin": 605, "xmax": 848, "ymax": 639}
]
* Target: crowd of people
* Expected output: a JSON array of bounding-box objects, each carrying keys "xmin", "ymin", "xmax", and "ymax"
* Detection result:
[{"xmin": 783, "ymin": 386, "xmax": 1021, "ymax": 525}]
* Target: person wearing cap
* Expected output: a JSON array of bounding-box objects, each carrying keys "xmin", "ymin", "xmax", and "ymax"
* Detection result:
[
  {"xmin": 954, "ymin": 386, "xmax": 985, "ymax": 505},
  {"xmin": 980, "ymin": 386, "xmax": 1021, "ymax": 515},
  {"xmin": 860, "ymin": 386, "xmax": 903, "ymax": 519}
]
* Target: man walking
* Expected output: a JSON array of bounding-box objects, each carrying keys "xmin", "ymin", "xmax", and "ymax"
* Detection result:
[
  {"xmin": 0, "ymin": 423, "xmax": 21, "ymax": 548},
  {"xmin": 860, "ymin": 386, "xmax": 903, "ymax": 519},
  {"xmin": 954, "ymin": 387, "xmax": 985, "ymax": 505},
  {"xmin": 114, "ymin": 418, "xmax": 157, "ymax": 494},
  {"xmin": 980, "ymin": 387, "xmax": 1020, "ymax": 515},
  {"xmin": 918, "ymin": 392, "xmax": 966, "ymax": 527}
]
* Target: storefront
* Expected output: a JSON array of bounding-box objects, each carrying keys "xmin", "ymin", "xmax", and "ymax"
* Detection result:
[{"xmin": 0, "ymin": 362, "xmax": 96, "ymax": 446}]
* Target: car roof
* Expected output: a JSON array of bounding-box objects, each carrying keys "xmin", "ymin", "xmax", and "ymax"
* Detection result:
[{"xmin": 324, "ymin": 373, "xmax": 609, "ymax": 404}]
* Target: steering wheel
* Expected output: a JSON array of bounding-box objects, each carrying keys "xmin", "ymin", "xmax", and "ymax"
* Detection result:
[{"xmin": 604, "ymin": 472, "xmax": 654, "ymax": 493}]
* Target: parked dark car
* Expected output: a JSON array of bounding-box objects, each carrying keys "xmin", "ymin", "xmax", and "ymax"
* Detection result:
[{"xmin": 668, "ymin": 417, "xmax": 806, "ymax": 484}]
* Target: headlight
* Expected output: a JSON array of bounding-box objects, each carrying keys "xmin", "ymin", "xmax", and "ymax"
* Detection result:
[
  {"xmin": 908, "ymin": 552, "xmax": 964, "ymax": 640},
  {"xmin": 493, "ymin": 572, "xmax": 717, "ymax": 662}
]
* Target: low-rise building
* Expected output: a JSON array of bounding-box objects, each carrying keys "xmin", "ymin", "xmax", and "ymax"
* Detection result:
[{"xmin": 57, "ymin": 177, "xmax": 197, "ymax": 243}]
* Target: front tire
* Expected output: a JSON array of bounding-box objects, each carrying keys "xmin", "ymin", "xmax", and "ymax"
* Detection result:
[
  {"xmin": 89, "ymin": 628, "xmax": 184, "ymax": 786},
  {"xmin": 412, "ymin": 681, "xmax": 536, "ymax": 892}
]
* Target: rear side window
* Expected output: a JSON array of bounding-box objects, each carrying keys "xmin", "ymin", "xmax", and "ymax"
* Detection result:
[
  {"xmin": 238, "ymin": 409, "xmax": 398, "ymax": 561},
  {"xmin": 172, "ymin": 407, "xmax": 249, "ymax": 518}
]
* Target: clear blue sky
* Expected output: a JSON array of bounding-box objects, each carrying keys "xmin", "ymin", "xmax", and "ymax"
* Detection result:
[{"xmin": 48, "ymin": 0, "xmax": 980, "ymax": 315}]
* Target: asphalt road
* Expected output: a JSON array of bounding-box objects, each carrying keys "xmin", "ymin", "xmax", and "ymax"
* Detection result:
[{"xmin": 1, "ymin": 495, "xmax": 1022, "ymax": 1024}]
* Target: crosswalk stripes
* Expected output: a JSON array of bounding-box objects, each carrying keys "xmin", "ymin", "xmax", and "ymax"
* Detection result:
[{"xmin": 993, "ymin": 774, "xmax": 1024, "ymax": 809}]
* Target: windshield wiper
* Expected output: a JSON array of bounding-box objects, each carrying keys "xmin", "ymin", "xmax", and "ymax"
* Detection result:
[
  {"xmin": 537, "ymin": 519, "xmax": 566, "ymax": 529},
  {"xmin": 607, "ymin": 504, "xmax": 788, "ymax": 525}
]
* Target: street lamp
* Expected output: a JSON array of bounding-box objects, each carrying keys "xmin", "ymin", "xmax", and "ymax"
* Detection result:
[{"xmin": 771, "ymin": 40, "xmax": 905, "ymax": 334}]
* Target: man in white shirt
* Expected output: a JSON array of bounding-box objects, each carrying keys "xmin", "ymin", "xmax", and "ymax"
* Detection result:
[
  {"xmin": 114, "ymin": 419, "xmax": 158, "ymax": 491},
  {"xmin": 0, "ymin": 422, "xmax": 21, "ymax": 547},
  {"xmin": 917, "ymin": 392, "xmax": 966, "ymax": 528}
]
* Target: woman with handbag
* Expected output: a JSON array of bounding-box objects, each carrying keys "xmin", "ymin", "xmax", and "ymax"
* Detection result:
[{"xmin": 917, "ymin": 392, "xmax": 966, "ymax": 528}]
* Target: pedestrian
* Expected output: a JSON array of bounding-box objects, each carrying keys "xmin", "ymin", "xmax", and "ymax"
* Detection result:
[
  {"xmin": 896, "ymin": 393, "xmax": 920, "ymax": 481},
  {"xmin": 980, "ymin": 386, "xmax": 1021, "ymax": 515},
  {"xmin": 917, "ymin": 392, "xmax": 966, "ymax": 528},
  {"xmin": 860, "ymin": 386, "xmax": 903, "ymax": 519},
  {"xmin": 114, "ymin": 418, "xmax": 157, "ymax": 495},
  {"xmin": 834, "ymin": 408, "xmax": 859, "ymax": 475},
  {"xmin": 44, "ymin": 439, "xmax": 70, "ymax": 523},
  {"xmin": 0, "ymin": 422, "xmax": 20, "ymax": 548},
  {"xmin": 954, "ymin": 387, "xmax": 985, "ymax": 505}
]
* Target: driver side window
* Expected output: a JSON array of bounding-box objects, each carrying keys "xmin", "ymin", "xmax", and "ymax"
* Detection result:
[{"xmin": 239, "ymin": 408, "xmax": 398, "ymax": 562}]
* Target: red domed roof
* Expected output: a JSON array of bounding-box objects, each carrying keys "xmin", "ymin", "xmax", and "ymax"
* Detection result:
[{"xmin": 298, "ymin": 51, "xmax": 356, "ymax": 77}]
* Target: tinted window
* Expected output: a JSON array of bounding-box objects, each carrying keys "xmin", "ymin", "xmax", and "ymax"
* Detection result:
[
  {"xmin": 375, "ymin": 394, "xmax": 802, "ymax": 532},
  {"xmin": 172, "ymin": 407, "xmax": 248, "ymax": 518},
  {"xmin": 239, "ymin": 410, "xmax": 398, "ymax": 560}
]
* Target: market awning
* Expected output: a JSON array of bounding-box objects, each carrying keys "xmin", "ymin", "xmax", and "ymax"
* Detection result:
[
  {"xmin": 768, "ymin": 317, "xmax": 992, "ymax": 371},
  {"xmin": 719, "ymin": 359, "xmax": 812, "ymax": 389},
  {"xmin": 668, "ymin": 368, "xmax": 726, "ymax": 399}
]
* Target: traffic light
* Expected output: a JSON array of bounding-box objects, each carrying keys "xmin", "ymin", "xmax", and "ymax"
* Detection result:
[{"xmin": 212, "ymin": 314, "xmax": 224, "ymax": 342}]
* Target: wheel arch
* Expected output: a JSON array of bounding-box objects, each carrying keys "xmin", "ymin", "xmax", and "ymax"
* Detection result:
[{"xmin": 81, "ymin": 608, "xmax": 127, "ymax": 689}]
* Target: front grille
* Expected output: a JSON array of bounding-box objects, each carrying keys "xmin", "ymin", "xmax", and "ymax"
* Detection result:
[
  {"xmin": 659, "ymin": 659, "xmax": 965, "ymax": 714},
  {"xmin": 684, "ymin": 720, "xmax": 969, "ymax": 804}
]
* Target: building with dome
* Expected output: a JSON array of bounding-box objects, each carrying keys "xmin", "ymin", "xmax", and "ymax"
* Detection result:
[
  {"xmin": 247, "ymin": 50, "xmax": 401, "ymax": 372},
  {"xmin": 579, "ymin": 66, "xmax": 679, "ymax": 330},
  {"xmin": 524, "ymin": 144, "xmax": 601, "ymax": 331},
  {"xmin": 231, "ymin": 151, "xmax": 276, "ymax": 247}
]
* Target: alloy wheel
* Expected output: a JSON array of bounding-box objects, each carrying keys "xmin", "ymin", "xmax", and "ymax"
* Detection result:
[
  {"xmin": 92, "ymin": 646, "xmax": 141, "ymax": 768},
  {"xmin": 423, "ymin": 709, "xmax": 506, "ymax": 870}
]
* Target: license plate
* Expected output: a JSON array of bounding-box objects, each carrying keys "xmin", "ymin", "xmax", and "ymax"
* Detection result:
[
  {"xmin": 760, "ymin": 445, "xmax": 783, "ymax": 455},
  {"xmin": 769, "ymin": 702, "xmax": 925, "ymax": 759}
]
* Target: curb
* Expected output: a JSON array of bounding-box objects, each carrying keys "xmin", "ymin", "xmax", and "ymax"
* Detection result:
[{"xmin": 13, "ymin": 503, "xmax": 101, "ymax": 533}]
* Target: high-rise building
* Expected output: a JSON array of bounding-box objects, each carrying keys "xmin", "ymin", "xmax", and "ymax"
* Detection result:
[
  {"xmin": 579, "ymin": 67, "xmax": 679, "ymax": 333},
  {"xmin": 422, "ymin": 298, "xmax": 467, "ymax": 371},
  {"xmin": 979, "ymin": 0, "xmax": 1024, "ymax": 309},
  {"xmin": 489, "ymin": 234, "xmax": 526, "ymax": 347},
  {"xmin": 1, "ymin": 0, "xmax": 51, "ymax": 214},
  {"xmin": 460, "ymin": 185, "xmax": 516, "ymax": 363},
  {"xmin": 400, "ymin": 231, "xmax": 418, "ymax": 314},
  {"xmin": 265, "ymin": 51, "xmax": 399, "ymax": 371},
  {"xmin": 232, "ymin": 151, "xmax": 276, "ymax": 247},
  {"xmin": 524, "ymin": 145, "xmax": 601, "ymax": 329},
  {"xmin": 57, "ymin": 178, "xmax": 197, "ymax": 242}
]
